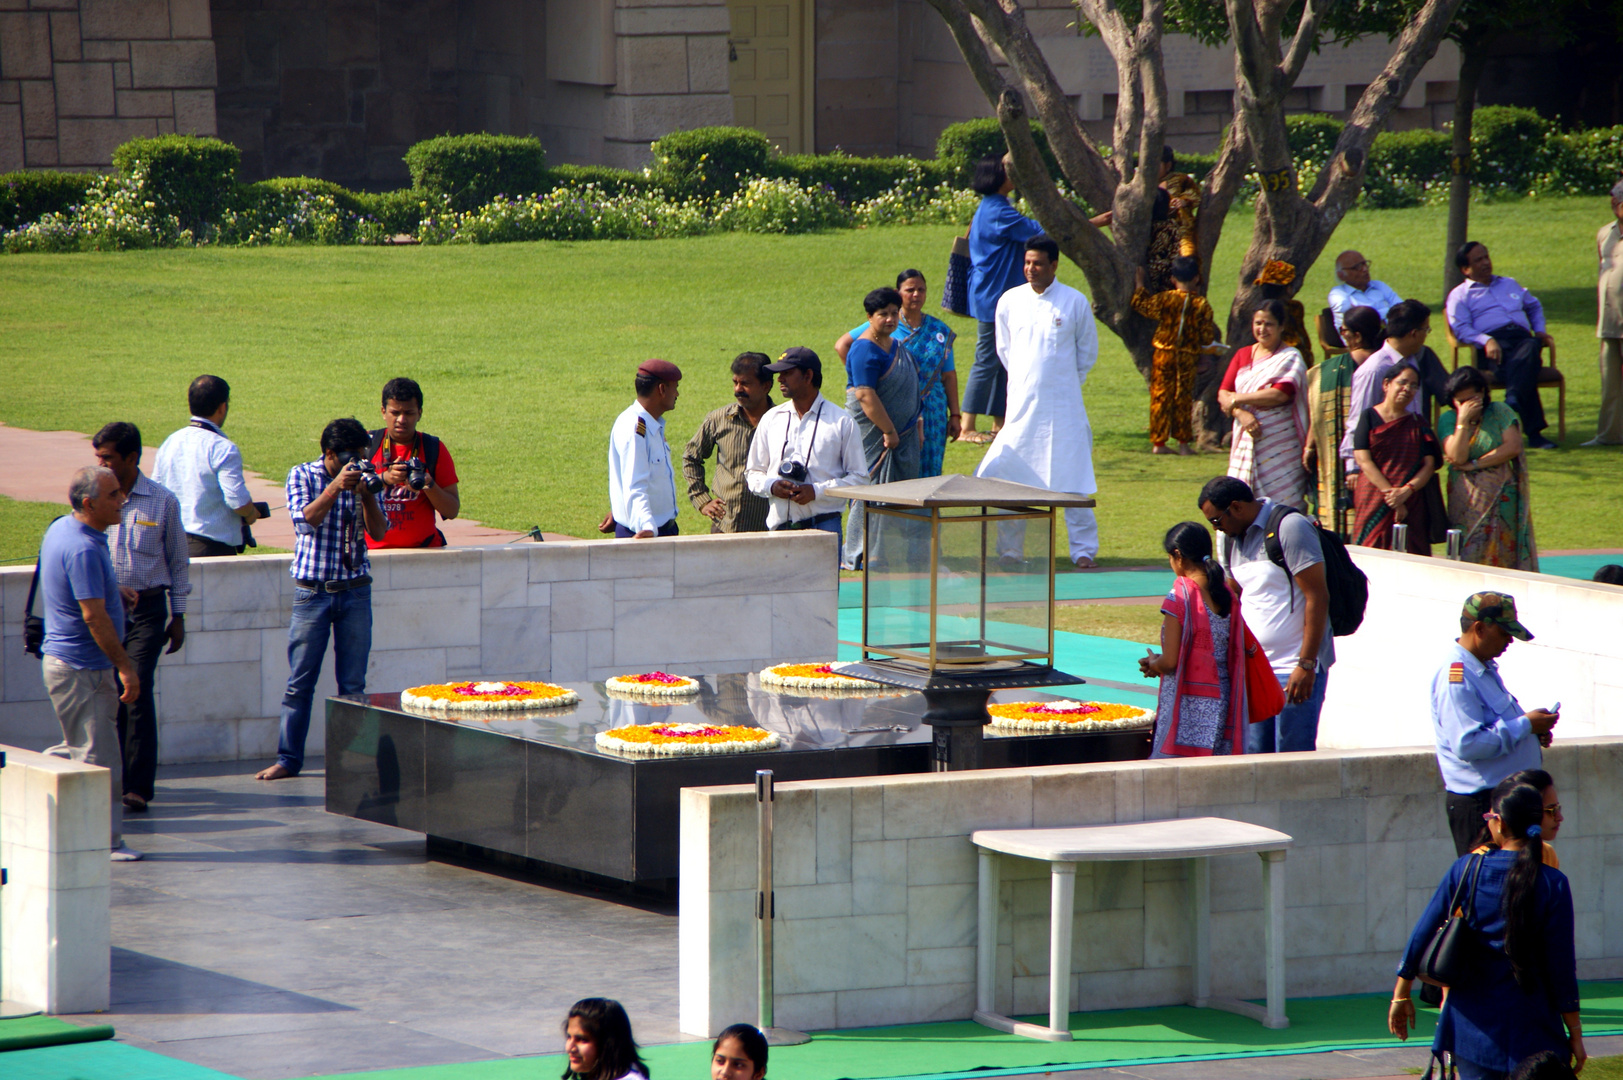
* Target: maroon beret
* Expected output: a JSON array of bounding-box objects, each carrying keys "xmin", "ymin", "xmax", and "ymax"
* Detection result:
[{"xmin": 637, "ymin": 358, "xmax": 683, "ymax": 382}]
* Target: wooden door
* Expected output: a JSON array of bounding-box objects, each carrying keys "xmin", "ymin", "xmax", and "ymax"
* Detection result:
[{"xmin": 727, "ymin": 0, "xmax": 810, "ymax": 152}]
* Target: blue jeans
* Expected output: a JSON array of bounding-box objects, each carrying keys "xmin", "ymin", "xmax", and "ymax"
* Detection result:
[
  {"xmin": 1244, "ymin": 666, "xmax": 1329, "ymax": 754},
  {"xmin": 277, "ymin": 585, "xmax": 372, "ymax": 774},
  {"xmin": 960, "ymin": 319, "xmax": 1006, "ymax": 418}
]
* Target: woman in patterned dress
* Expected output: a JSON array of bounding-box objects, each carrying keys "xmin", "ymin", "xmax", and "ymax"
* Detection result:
[
  {"xmin": 1438, "ymin": 366, "xmax": 1539, "ymax": 570},
  {"xmin": 1137, "ymin": 521, "xmax": 1248, "ymax": 757},
  {"xmin": 834, "ymin": 270, "xmax": 959, "ymax": 476},
  {"xmin": 1219, "ymin": 300, "xmax": 1310, "ymax": 510}
]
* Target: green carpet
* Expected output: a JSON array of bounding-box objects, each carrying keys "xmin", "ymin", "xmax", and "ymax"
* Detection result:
[
  {"xmin": 836, "ymin": 610, "xmax": 1157, "ymax": 705},
  {"xmin": 0, "ymin": 1014, "xmax": 113, "ymax": 1052},
  {"xmin": 308, "ymin": 983, "xmax": 1623, "ymax": 1080},
  {"xmin": 838, "ymin": 569, "xmax": 1173, "ymax": 609},
  {"xmin": 1, "ymin": 1039, "xmax": 237, "ymax": 1080},
  {"xmin": 1540, "ymin": 553, "xmax": 1623, "ymax": 582}
]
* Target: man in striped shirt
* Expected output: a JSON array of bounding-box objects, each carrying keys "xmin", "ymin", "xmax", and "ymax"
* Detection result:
[
  {"xmin": 683, "ymin": 352, "xmax": 775, "ymax": 533},
  {"xmin": 258, "ymin": 418, "xmax": 386, "ymax": 781},
  {"xmin": 93, "ymin": 422, "xmax": 190, "ymax": 814}
]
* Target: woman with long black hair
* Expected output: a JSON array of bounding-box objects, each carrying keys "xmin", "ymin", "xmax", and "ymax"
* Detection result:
[
  {"xmin": 563, "ymin": 999, "xmax": 650, "ymax": 1080},
  {"xmin": 1137, "ymin": 521, "xmax": 1249, "ymax": 757},
  {"xmin": 1389, "ymin": 783, "xmax": 1585, "ymax": 1078}
]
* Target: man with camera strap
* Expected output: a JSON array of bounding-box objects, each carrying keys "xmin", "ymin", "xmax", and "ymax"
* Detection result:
[
  {"xmin": 257, "ymin": 418, "xmax": 386, "ymax": 781},
  {"xmin": 366, "ymin": 377, "xmax": 460, "ymax": 549},
  {"xmin": 745, "ymin": 347, "xmax": 867, "ymax": 544}
]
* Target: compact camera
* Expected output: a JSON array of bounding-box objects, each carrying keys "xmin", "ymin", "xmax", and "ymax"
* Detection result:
[
  {"xmin": 336, "ymin": 450, "xmax": 386, "ymax": 494},
  {"xmin": 777, "ymin": 460, "xmax": 809, "ymax": 484}
]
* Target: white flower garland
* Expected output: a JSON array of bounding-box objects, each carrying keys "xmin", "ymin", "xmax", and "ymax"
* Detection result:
[
  {"xmin": 604, "ymin": 674, "xmax": 702, "ymax": 696},
  {"xmin": 759, "ymin": 662, "xmax": 885, "ymax": 690}
]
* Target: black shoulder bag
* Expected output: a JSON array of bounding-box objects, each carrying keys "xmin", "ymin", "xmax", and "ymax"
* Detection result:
[
  {"xmin": 1417, "ymin": 852, "xmax": 1486, "ymax": 988},
  {"xmin": 21, "ymin": 516, "xmax": 65, "ymax": 659}
]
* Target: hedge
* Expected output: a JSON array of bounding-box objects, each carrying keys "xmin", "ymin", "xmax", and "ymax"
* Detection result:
[
  {"xmin": 935, "ymin": 118, "xmax": 1062, "ymax": 189},
  {"xmin": 772, "ymin": 152, "xmax": 946, "ymax": 204},
  {"xmin": 650, "ymin": 126, "xmax": 772, "ymax": 197},
  {"xmin": 403, "ymin": 134, "xmax": 548, "ymax": 211},
  {"xmin": 0, "ymin": 171, "xmax": 95, "ymax": 232},
  {"xmin": 111, "ymin": 135, "xmax": 240, "ymax": 232}
]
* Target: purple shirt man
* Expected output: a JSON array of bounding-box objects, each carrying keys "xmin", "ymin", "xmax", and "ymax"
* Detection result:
[{"xmin": 1445, "ymin": 275, "xmax": 1546, "ymax": 348}]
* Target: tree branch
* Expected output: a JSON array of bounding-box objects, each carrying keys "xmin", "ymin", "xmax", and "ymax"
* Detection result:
[{"xmin": 1281, "ymin": 0, "xmax": 1334, "ymax": 85}]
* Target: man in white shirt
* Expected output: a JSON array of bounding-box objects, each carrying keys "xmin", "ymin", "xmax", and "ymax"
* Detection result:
[
  {"xmin": 1327, "ymin": 250, "xmax": 1402, "ymax": 331},
  {"xmin": 975, "ymin": 236, "xmax": 1101, "ymax": 567},
  {"xmin": 1590, "ymin": 181, "xmax": 1623, "ymax": 446},
  {"xmin": 745, "ymin": 347, "xmax": 867, "ymax": 543},
  {"xmin": 608, "ymin": 359, "xmax": 682, "ymax": 538},
  {"xmin": 152, "ymin": 375, "xmax": 264, "ymax": 557}
]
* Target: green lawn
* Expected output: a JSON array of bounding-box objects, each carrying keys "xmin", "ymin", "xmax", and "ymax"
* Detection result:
[{"xmin": 2, "ymin": 196, "xmax": 1619, "ymax": 566}]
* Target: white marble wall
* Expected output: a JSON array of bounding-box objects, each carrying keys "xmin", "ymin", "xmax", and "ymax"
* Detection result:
[
  {"xmin": 1324, "ymin": 550, "xmax": 1623, "ymax": 751},
  {"xmin": 679, "ymin": 739, "xmax": 1623, "ymax": 1036},
  {"xmin": 0, "ymin": 533, "xmax": 837, "ymax": 763},
  {"xmin": 0, "ymin": 745, "xmax": 112, "ymax": 1014}
]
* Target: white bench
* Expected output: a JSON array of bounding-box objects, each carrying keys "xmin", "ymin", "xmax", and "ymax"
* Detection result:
[{"xmin": 971, "ymin": 817, "xmax": 1294, "ymax": 1040}]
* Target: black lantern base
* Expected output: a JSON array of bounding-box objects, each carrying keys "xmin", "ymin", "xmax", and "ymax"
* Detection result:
[{"xmin": 842, "ymin": 661, "xmax": 1085, "ymax": 772}]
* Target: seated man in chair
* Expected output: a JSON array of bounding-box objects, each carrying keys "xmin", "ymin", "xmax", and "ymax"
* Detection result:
[{"xmin": 1445, "ymin": 241, "xmax": 1558, "ymax": 449}]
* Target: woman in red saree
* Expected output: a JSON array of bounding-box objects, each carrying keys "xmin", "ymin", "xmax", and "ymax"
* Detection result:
[
  {"xmin": 1137, "ymin": 522, "xmax": 1249, "ymax": 757},
  {"xmin": 1351, "ymin": 362, "xmax": 1441, "ymax": 553}
]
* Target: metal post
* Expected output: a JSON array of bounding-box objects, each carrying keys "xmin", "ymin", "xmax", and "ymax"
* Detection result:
[
  {"xmin": 1446, "ymin": 528, "xmax": 1463, "ymax": 560},
  {"xmin": 755, "ymin": 771, "xmax": 809, "ymax": 1046},
  {"xmin": 1390, "ymin": 523, "xmax": 1409, "ymax": 552}
]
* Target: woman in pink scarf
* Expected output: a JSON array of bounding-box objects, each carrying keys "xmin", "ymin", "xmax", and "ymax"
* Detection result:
[
  {"xmin": 1219, "ymin": 299, "xmax": 1310, "ymax": 510},
  {"xmin": 1137, "ymin": 521, "xmax": 1250, "ymax": 756}
]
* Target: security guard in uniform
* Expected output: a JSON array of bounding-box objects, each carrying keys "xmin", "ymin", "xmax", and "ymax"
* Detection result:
[
  {"xmin": 607, "ymin": 359, "xmax": 682, "ymax": 538},
  {"xmin": 1430, "ymin": 591, "xmax": 1559, "ymax": 857}
]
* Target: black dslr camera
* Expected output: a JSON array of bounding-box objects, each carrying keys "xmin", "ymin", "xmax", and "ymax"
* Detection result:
[
  {"xmin": 406, "ymin": 457, "xmax": 429, "ymax": 491},
  {"xmin": 335, "ymin": 449, "xmax": 385, "ymax": 494},
  {"xmin": 777, "ymin": 459, "xmax": 809, "ymax": 484}
]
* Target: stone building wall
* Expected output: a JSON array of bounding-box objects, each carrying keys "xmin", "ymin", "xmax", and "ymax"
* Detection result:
[{"xmin": 0, "ymin": 0, "xmax": 218, "ymax": 172}]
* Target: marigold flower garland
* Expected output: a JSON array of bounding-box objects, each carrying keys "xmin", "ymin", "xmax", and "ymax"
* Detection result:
[
  {"xmin": 987, "ymin": 700, "xmax": 1154, "ymax": 733},
  {"xmin": 401, "ymin": 680, "xmax": 580, "ymax": 711},
  {"xmin": 759, "ymin": 662, "xmax": 884, "ymax": 691},
  {"xmin": 605, "ymin": 672, "xmax": 701, "ymax": 696},
  {"xmin": 595, "ymin": 722, "xmax": 780, "ymax": 756}
]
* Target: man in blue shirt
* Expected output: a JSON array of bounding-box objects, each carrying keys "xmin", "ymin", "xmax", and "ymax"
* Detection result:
[
  {"xmin": 152, "ymin": 375, "xmax": 266, "ymax": 556},
  {"xmin": 961, "ymin": 154, "xmax": 1042, "ymax": 443},
  {"xmin": 1444, "ymin": 242, "xmax": 1557, "ymax": 449},
  {"xmin": 257, "ymin": 419, "xmax": 386, "ymax": 781},
  {"xmin": 1326, "ymin": 250, "xmax": 1403, "ymax": 330},
  {"xmin": 1430, "ymin": 591, "xmax": 1558, "ymax": 856},
  {"xmin": 40, "ymin": 466, "xmax": 143, "ymax": 860}
]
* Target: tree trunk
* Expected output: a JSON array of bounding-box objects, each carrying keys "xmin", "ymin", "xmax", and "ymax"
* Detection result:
[{"xmin": 1444, "ymin": 41, "xmax": 1487, "ymax": 298}]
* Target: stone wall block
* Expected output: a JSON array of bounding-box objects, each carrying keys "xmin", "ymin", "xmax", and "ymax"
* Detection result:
[
  {"xmin": 1177, "ymin": 758, "xmax": 1255, "ymax": 807},
  {"xmin": 81, "ymin": 40, "xmax": 129, "ymax": 61},
  {"xmin": 56, "ymin": 115, "xmax": 152, "ymax": 164},
  {"xmin": 601, "ymin": 90, "xmax": 730, "ymax": 143},
  {"xmin": 1031, "ymin": 768, "xmax": 1116, "ymax": 827},
  {"xmin": 613, "ymin": 34, "xmax": 688, "ymax": 95},
  {"xmin": 55, "ymin": 61, "xmax": 115, "ymax": 115},
  {"xmin": 0, "ymin": 81, "xmax": 17, "ymax": 103},
  {"xmin": 478, "ymin": 606, "xmax": 551, "ymax": 675},
  {"xmin": 686, "ymin": 34, "xmax": 727, "ymax": 94},
  {"xmin": 168, "ymin": 0, "xmax": 211, "ymax": 38},
  {"xmin": 1, "ymin": 13, "xmax": 54, "ymax": 79},
  {"xmin": 80, "ymin": 0, "xmax": 170, "ymax": 40},
  {"xmin": 882, "ymin": 773, "xmax": 1032, "ymax": 840},
  {"xmin": 171, "ymin": 86, "xmax": 213, "ymax": 133},
  {"xmin": 775, "ymin": 913, "xmax": 906, "ymax": 994},
  {"xmin": 527, "ymin": 544, "xmax": 591, "ymax": 584},
  {"xmin": 129, "ymin": 39, "xmax": 215, "ymax": 88},
  {"xmin": 20, "ymin": 76, "xmax": 53, "ymax": 134},
  {"xmin": 21, "ymin": 135, "xmax": 53, "ymax": 163},
  {"xmin": 48, "ymin": 11, "xmax": 80, "ymax": 60},
  {"xmin": 613, "ymin": 6, "xmax": 730, "ymax": 35},
  {"xmin": 770, "ymin": 591, "xmax": 834, "ymax": 661},
  {"xmin": 906, "ymin": 835, "xmax": 977, "ymax": 886},
  {"xmin": 480, "ymin": 548, "xmax": 529, "ymax": 609},
  {"xmin": 815, "ymin": 787, "xmax": 852, "ymax": 884},
  {"xmin": 115, "ymin": 87, "xmax": 172, "ymax": 116}
]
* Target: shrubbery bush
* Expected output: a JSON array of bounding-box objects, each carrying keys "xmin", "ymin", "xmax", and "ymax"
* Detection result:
[
  {"xmin": 1543, "ymin": 126, "xmax": 1623, "ymax": 195},
  {"xmin": 1361, "ymin": 128, "xmax": 1452, "ymax": 208},
  {"xmin": 403, "ymin": 134, "xmax": 547, "ymax": 211},
  {"xmin": 771, "ymin": 152, "xmax": 946, "ymax": 205},
  {"xmin": 651, "ymin": 126, "xmax": 772, "ymax": 197},
  {"xmin": 545, "ymin": 163, "xmax": 659, "ymax": 196},
  {"xmin": 111, "ymin": 135, "xmax": 240, "ymax": 233},
  {"xmin": 0, "ymin": 171, "xmax": 96, "ymax": 232},
  {"xmin": 936, "ymin": 118, "xmax": 1062, "ymax": 189},
  {"xmin": 1470, "ymin": 106, "xmax": 1555, "ymax": 192}
]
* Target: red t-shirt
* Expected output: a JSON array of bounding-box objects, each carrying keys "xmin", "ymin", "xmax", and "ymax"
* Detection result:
[
  {"xmin": 1219, "ymin": 345, "xmax": 1296, "ymax": 399},
  {"xmin": 365, "ymin": 437, "xmax": 458, "ymax": 548}
]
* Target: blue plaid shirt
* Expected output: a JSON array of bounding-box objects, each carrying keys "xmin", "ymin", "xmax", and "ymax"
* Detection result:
[{"xmin": 286, "ymin": 460, "xmax": 370, "ymax": 583}]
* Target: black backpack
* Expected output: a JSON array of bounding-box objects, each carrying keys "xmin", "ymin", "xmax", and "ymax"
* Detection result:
[
  {"xmin": 1259, "ymin": 503, "xmax": 1369, "ymax": 637},
  {"xmin": 367, "ymin": 429, "xmax": 441, "ymax": 475}
]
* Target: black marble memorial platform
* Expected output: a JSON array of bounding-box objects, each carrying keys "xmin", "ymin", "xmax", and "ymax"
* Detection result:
[{"xmin": 325, "ymin": 674, "xmax": 1149, "ymax": 885}]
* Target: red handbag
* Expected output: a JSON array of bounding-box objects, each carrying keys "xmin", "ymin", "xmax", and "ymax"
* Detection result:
[{"xmin": 1242, "ymin": 621, "xmax": 1285, "ymax": 724}]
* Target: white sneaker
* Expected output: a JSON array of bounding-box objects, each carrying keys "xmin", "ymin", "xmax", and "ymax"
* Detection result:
[
  {"xmin": 110, "ymin": 844, "xmax": 144, "ymax": 862},
  {"xmin": 1580, "ymin": 437, "xmax": 1620, "ymax": 447}
]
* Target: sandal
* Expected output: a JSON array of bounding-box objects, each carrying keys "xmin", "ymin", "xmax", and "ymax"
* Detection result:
[{"xmin": 958, "ymin": 431, "xmax": 995, "ymax": 444}]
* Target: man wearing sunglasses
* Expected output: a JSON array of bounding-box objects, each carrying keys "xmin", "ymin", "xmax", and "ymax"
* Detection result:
[{"xmin": 1327, "ymin": 250, "xmax": 1401, "ymax": 331}]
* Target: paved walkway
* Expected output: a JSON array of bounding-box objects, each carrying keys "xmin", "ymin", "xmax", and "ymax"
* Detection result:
[
  {"xmin": 68, "ymin": 761, "xmax": 1616, "ymax": 1080},
  {"xmin": 0, "ymin": 421, "xmax": 573, "ymax": 547}
]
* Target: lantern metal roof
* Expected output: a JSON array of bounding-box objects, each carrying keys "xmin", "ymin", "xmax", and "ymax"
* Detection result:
[{"xmin": 824, "ymin": 474, "xmax": 1096, "ymax": 508}]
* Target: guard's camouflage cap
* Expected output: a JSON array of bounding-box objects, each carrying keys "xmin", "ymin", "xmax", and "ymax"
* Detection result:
[{"xmin": 1462, "ymin": 591, "xmax": 1533, "ymax": 641}]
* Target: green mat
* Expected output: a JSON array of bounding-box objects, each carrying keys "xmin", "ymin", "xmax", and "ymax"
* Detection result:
[
  {"xmin": 0, "ymin": 1014, "xmax": 113, "ymax": 1052},
  {"xmin": 1540, "ymin": 553, "xmax": 1623, "ymax": 582},
  {"xmin": 308, "ymin": 983, "xmax": 1623, "ymax": 1080},
  {"xmin": 836, "ymin": 610, "xmax": 1157, "ymax": 705},
  {"xmin": 1, "ymin": 1039, "xmax": 238, "ymax": 1080},
  {"xmin": 838, "ymin": 569, "xmax": 1173, "ymax": 609}
]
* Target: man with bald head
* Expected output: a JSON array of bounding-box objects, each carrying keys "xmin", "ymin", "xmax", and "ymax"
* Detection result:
[{"xmin": 1327, "ymin": 250, "xmax": 1401, "ymax": 332}]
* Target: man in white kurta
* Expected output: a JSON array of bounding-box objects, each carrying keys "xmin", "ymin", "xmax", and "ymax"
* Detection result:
[{"xmin": 975, "ymin": 237, "xmax": 1101, "ymax": 566}]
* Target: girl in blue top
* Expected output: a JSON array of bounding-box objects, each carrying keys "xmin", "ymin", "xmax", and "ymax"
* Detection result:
[
  {"xmin": 836, "ymin": 270, "xmax": 958, "ymax": 476},
  {"xmin": 1390, "ymin": 783, "xmax": 1584, "ymax": 1079}
]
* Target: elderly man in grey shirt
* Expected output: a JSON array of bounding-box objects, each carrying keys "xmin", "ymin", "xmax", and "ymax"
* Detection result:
[{"xmin": 1591, "ymin": 180, "xmax": 1623, "ymax": 446}]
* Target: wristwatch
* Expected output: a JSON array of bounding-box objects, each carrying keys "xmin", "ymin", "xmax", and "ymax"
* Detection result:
[{"xmin": 1297, "ymin": 657, "xmax": 1319, "ymax": 673}]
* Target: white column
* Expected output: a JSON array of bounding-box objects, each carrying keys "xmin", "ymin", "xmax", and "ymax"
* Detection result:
[
  {"xmin": 1048, "ymin": 861, "xmax": 1077, "ymax": 1035},
  {"xmin": 977, "ymin": 848, "xmax": 999, "ymax": 1015},
  {"xmin": 1189, "ymin": 856, "xmax": 1210, "ymax": 1007},
  {"xmin": 1261, "ymin": 850, "xmax": 1289, "ymax": 1029}
]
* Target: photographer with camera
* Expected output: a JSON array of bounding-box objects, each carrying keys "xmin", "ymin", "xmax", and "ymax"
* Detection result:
[
  {"xmin": 152, "ymin": 374, "xmax": 265, "ymax": 556},
  {"xmin": 365, "ymin": 377, "xmax": 460, "ymax": 549},
  {"xmin": 256, "ymin": 418, "xmax": 386, "ymax": 782},
  {"xmin": 745, "ymin": 348, "xmax": 867, "ymax": 544}
]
